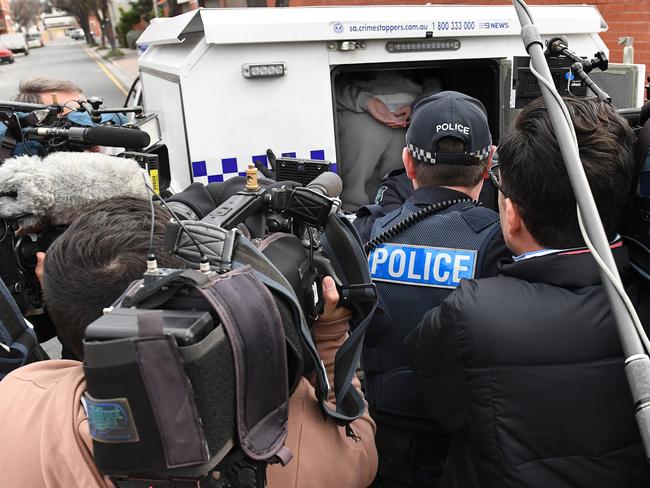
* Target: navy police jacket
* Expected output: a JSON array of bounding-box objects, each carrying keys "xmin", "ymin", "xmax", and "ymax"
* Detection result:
[
  {"xmin": 354, "ymin": 185, "xmax": 509, "ymax": 423},
  {"xmin": 406, "ymin": 245, "xmax": 650, "ymax": 488}
]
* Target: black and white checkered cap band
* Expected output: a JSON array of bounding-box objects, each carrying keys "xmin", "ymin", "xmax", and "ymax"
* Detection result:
[{"xmin": 408, "ymin": 143, "xmax": 491, "ymax": 165}]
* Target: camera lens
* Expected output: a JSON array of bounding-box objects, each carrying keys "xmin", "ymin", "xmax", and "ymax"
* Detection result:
[{"xmin": 14, "ymin": 236, "xmax": 38, "ymax": 271}]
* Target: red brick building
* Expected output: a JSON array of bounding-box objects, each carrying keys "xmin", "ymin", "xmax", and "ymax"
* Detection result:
[{"xmin": 0, "ymin": 0, "xmax": 13, "ymax": 34}]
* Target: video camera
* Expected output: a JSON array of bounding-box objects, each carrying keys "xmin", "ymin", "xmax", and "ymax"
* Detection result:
[
  {"xmin": 81, "ymin": 165, "xmax": 377, "ymax": 487},
  {"xmin": 514, "ymin": 36, "xmax": 610, "ymax": 108},
  {"xmin": 0, "ymin": 97, "xmax": 150, "ymax": 159}
]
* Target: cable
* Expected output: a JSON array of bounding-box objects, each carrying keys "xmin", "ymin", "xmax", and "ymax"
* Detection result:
[
  {"xmin": 529, "ymin": 62, "xmax": 578, "ymax": 146},
  {"xmin": 514, "ymin": 0, "xmax": 535, "ymax": 26},
  {"xmin": 364, "ymin": 199, "xmax": 476, "ymax": 254},
  {"xmin": 55, "ymin": 101, "xmax": 79, "ymax": 130},
  {"xmin": 144, "ymin": 179, "xmax": 208, "ymax": 264},
  {"xmin": 143, "ymin": 173, "xmax": 155, "ymax": 256},
  {"xmin": 577, "ymin": 206, "xmax": 650, "ymax": 353},
  {"xmin": 528, "ymin": 36, "xmax": 646, "ymax": 353},
  {"xmin": 524, "ymin": 27, "xmax": 646, "ymax": 353},
  {"xmin": 14, "ymin": 115, "xmax": 32, "ymax": 157}
]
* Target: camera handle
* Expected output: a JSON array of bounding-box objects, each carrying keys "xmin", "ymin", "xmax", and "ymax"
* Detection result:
[{"xmin": 570, "ymin": 61, "xmax": 611, "ymax": 103}]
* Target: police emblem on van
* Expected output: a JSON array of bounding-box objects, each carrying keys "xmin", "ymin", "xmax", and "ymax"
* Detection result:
[{"xmin": 368, "ymin": 243, "xmax": 476, "ymax": 288}]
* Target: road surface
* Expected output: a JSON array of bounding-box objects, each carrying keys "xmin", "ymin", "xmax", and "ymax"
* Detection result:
[{"xmin": 0, "ymin": 37, "xmax": 128, "ymax": 107}]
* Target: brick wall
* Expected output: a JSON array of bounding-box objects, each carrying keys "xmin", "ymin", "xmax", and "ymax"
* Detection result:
[
  {"xmin": 285, "ymin": 0, "xmax": 650, "ymax": 75},
  {"xmin": 0, "ymin": 0, "xmax": 11, "ymax": 34}
]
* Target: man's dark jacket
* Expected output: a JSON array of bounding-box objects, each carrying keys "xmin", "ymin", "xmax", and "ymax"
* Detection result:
[{"xmin": 406, "ymin": 245, "xmax": 650, "ymax": 488}]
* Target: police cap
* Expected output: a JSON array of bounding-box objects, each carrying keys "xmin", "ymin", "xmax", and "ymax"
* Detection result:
[{"xmin": 406, "ymin": 90, "xmax": 491, "ymax": 166}]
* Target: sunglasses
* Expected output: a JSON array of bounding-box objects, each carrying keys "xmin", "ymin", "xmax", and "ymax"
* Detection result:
[{"xmin": 488, "ymin": 162, "xmax": 508, "ymax": 198}]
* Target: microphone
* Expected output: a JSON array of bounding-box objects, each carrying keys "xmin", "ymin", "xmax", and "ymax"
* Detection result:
[
  {"xmin": 0, "ymin": 152, "xmax": 151, "ymax": 232},
  {"xmin": 545, "ymin": 36, "xmax": 568, "ymax": 56},
  {"xmin": 27, "ymin": 126, "xmax": 151, "ymax": 149},
  {"xmin": 305, "ymin": 171, "xmax": 343, "ymax": 199}
]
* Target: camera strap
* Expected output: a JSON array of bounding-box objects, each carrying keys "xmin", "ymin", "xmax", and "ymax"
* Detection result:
[
  {"xmin": 193, "ymin": 268, "xmax": 292, "ymax": 464},
  {"xmin": 0, "ymin": 277, "xmax": 46, "ymax": 378},
  {"xmin": 170, "ymin": 219, "xmax": 375, "ymax": 428},
  {"xmin": 122, "ymin": 267, "xmax": 293, "ymax": 466},
  {"xmin": 320, "ymin": 213, "xmax": 377, "ymax": 425}
]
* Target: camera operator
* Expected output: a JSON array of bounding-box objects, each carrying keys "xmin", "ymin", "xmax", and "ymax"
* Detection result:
[
  {"xmin": 406, "ymin": 97, "xmax": 650, "ymax": 487},
  {"xmin": 13, "ymin": 77, "xmax": 85, "ymax": 111},
  {"xmin": 0, "ymin": 77, "xmax": 128, "ymax": 160},
  {"xmin": 0, "ymin": 152, "xmax": 154, "ymax": 365},
  {"xmin": 0, "ymin": 197, "xmax": 378, "ymax": 488}
]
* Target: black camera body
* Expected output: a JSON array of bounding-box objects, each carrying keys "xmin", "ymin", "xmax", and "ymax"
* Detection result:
[{"xmin": 82, "ymin": 169, "xmax": 376, "ymax": 487}]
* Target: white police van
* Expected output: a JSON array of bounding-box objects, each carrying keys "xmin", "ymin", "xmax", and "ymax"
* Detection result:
[{"xmin": 136, "ymin": 5, "xmax": 645, "ymax": 193}]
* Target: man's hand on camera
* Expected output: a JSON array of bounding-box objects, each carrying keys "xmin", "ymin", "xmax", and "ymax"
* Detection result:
[{"xmin": 318, "ymin": 276, "xmax": 350, "ymax": 324}]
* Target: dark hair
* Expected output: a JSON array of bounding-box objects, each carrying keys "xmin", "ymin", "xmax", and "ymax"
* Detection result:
[
  {"xmin": 42, "ymin": 197, "xmax": 183, "ymax": 358},
  {"xmin": 497, "ymin": 97, "xmax": 636, "ymax": 248},
  {"xmin": 414, "ymin": 137, "xmax": 487, "ymax": 187}
]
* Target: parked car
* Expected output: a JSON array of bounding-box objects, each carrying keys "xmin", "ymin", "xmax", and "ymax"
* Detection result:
[
  {"xmin": 0, "ymin": 34, "xmax": 28, "ymax": 55},
  {"xmin": 70, "ymin": 29, "xmax": 85, "ymax": 41},
  {"xmin": 25, "ymin": 33, "xmax": 44, "ymax": 48},
  {"xmin": 0, "ymin": 46, "xmax": 14, "ymax": 64}
]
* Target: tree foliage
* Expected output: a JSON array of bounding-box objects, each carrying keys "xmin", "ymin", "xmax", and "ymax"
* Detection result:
[
  {"xmin": 116, "ymin": 0, "xmax": 152, "ymax": 48},
  {"xmin": 51, "ymin": 0, "xmax": 96, "ymax": 45},
  {"xmin": 90, "ymin": 0, "xmax": 116, "ymax": 49},
  {"xmin": 10, "ymin": 0, "xmax": 43, "ymax": 31}
]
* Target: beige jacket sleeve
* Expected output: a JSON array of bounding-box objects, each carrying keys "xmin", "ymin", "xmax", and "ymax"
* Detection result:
[
  {"xmin": 267, "ymin": 311, "xmax": 378, "ymax": 488},
  {"xmin": 311, "ymin": 310, "xmax": 378, "ymax": 480}
]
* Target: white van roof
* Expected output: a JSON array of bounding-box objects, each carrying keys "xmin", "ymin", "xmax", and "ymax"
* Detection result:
[{"xmin": 138, "ymin": 5, "xmax": 607, "ymax": 46}]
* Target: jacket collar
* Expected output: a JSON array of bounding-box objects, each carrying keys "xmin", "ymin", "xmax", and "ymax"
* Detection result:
[
  {"xmin": 498, "ymin": 245, "xmax": 632, "ymax": 288},
  {"xmin": 407, "ymin": 185, "xmax": 472, "ymax": 207}
]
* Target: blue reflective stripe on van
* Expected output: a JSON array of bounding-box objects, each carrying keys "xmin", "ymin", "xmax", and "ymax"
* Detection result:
[
  {"xmin": 191, "ymin": 149, "xmax": 328, "ymax": 182},
  {"xmin": 368, "ymin": 243, "xmax": 476, "ymax": 288}
]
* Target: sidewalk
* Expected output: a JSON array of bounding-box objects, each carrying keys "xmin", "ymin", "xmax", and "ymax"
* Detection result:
[
  {"xmin": 107, "ymin": 48, "xmax": 140, "ymax": 81},
  {"xmin": 89, "ymin": 47, "xmax": 140, "ymax": 92}
]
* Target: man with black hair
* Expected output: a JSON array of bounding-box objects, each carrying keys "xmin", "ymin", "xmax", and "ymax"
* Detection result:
[
  {"xmin": 0, "ymin": 197, "xmax": 377, "ymax": 488},
  {"xmin": 407, "ymin": 97, "xmax": 650, "ymax": 488},
  {"xmin": 354, "ymin": 91, "xmax": 509, "ymax": 488}
]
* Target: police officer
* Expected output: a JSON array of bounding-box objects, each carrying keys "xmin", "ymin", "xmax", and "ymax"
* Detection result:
[
  {"xmin": 370, "ymin": 167, "xmax": 413, "ymax": 214},
  {"xmin": 354, "ymin": 91, "xmax": 510, "ymax": 488}
]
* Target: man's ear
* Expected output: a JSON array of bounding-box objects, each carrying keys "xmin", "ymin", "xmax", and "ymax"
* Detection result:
[
  {"xmin": 403, "ymin": 147, "xmax": 417, "ymax": 181},
  {"xmin": 503, "ymin": 197, "xmax": 523, "ymax": 241}
]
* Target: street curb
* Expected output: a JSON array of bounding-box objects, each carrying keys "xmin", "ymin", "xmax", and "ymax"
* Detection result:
[{"xmin": 103, "ymin": 51, "xmax": 140, "ymax": 87}]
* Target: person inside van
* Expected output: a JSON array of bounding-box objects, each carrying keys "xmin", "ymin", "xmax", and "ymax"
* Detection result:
[
  {"xmin": 407, "ymin": 97, "xmax": 650, "ymax": 488},
  {"xmin": 335, "ymin": 71, "xmax": 441, "ymax": 211},
  {"xmin": 0, "ymin": 196, "xmax": 378, "ymax": 488}
]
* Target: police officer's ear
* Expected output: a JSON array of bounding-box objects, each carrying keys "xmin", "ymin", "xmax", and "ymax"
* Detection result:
[
  {"xmin": 403, "ymin": 147, "xmax": 417, "ymax": 181},
  {"xmin": 483, "ymin": 145, "xmax": 497, "ymax": 179}
]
